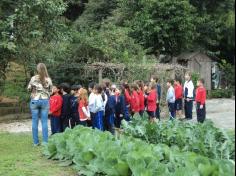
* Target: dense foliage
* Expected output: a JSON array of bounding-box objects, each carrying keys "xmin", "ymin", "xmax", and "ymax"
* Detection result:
[
  {"xmin": 122, "ymin": 115, "xmax": 235, "ymax": 161},
  {"xmin": 219, "ymin": 59, "xmax": 235, "ymax": 91},
  {"xmin": 189, "ymin": 0, "xmax": 235, "ymax": 59},
  {"xmin": 0, "ymin": 0, "xmax": 71, "ymax": 88},
  {"xmin": 111, "ymin": 0, "xmax": 197, "ymax": 56},
  {"xmin": 44, "ymin": 126, "xmax": 235, "ymax": 176},
  {"xmin": 0, "ymin": 0, "xmax": 235, "ymax": 95},
  {"xmin": 208, "ymin": 89, "xmax": 234, "ymax": 99}
]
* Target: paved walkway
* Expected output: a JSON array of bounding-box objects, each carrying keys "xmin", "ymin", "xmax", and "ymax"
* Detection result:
[{"xmin": 196, "ymin": 99, "xmax": 235, "ymax": 129}]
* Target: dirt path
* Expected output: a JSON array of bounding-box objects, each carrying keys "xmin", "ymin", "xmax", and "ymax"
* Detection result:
[
  {"xmin": 193, "ymin": 98, "xmax": 235, "ymax": 129},
  {"xmin": 0, "ymin": 99, "xmax": 234, "ymax": 133},
  {"xmin": 0, "ymin": 120, "xmax": 40, "ymax": 133}
]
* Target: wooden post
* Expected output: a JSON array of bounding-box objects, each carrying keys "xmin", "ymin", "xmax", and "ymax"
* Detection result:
[{"xmin": 98, "ymin": 69, "xmax": 103, "ymax": 84}]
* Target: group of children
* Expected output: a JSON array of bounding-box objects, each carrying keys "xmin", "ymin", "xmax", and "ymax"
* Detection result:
[
  {"xmin": 166, "ymin": 72, "xmax": 206, "ymax": 123},
  {"xmin": 48, "ymin": 72, "xmax": 207, "ymax": 135}
]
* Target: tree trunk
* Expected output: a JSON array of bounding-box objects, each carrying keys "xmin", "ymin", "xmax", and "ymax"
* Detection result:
[{"xmin": 98, "ymin": 69, "xmax": 103, "ymax": 84}]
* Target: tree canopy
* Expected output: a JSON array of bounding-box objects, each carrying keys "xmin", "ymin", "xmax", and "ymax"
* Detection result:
[{"xmin": 0, "ymin": 0, "xmax": 235, "ymax": 88}]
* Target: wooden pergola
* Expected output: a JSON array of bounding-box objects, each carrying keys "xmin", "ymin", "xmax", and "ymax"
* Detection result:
[
  {"xmin": 84, "ymin": 62, "xmax": 188, "ymax": 83},
  {"xmin": 86, "ymin": 62, "xmax": 126, "ymax": 83}
]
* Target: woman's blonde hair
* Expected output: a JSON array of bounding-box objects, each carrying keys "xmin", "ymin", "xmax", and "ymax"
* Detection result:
[
  {"xmin": 79, "ymin": 88, "xmax": 88, "ymax": 102},
  {"xmin": 37, "ymin": 63, "xmax": 49, "ymax": 86}
]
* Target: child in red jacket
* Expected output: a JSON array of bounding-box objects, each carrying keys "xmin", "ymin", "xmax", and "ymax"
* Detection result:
[
  {"xmin": 49, "ymin": 85, "xmax": 63, "ymax": 134},
  {"xmin": 137, "ymin": 80, "xmax": 145, "ymax": 117},
  {"xmin": 146, "ymin": 82, "xmax": 157, "ymax": 122},
  {"xmin": 130, "ymin": 83, "xmax": 140, "ymax": 116},
  {"xmin": 174, "ymin": 78, "xmax": 183, "ymax": 119},
  {"xmin": 195, "ymin": 78, "xmax": 207, "ymax": 123},
  {"xmin": 78, "ymin": 88, "xmax": 90, "ymax": 126}
]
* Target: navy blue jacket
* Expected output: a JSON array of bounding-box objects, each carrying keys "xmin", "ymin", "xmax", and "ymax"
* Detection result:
[
  {"xmin": 115, "ymin": 95, "xmax": 126, "ymax": 115},
  {"xmin": 70, "ymin": 96, "xmax": 79, "ymax": 115},
  {"xmin": 156, "ymin": 84, "xmax": 161, "ymax": 101},
  {"xmin": 61, "ymin": 94, "xmax": 71, "ymax": 119},
  {"xmin": 106, "ymin": 94, "xmax": 116, "ymax": 115}
]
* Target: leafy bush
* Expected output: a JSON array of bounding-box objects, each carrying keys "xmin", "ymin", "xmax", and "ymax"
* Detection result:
[
  {"xmin": 74, "ymin": 23, "xmax": 147, "ymax": 63},
  {"xmin": 208, "ymin": 89, "xmax": 233, "ymax": 99},
  {"xmin": 219, "ymin": 59, "xmax": 235, "ymax": 90},
  {"xmin": 191, "ymin": 72, "xmax": 200, "ymax": 88},
  {"xmin": 0, "ymin": 62, "xmax": 30, "ymax": 104},
  {"xmin": 43, "ymin": 126, "xmax": 235, "ymax": 176},
  {"xmin": 122, "ymin": 115, "xmax": 235, "ymax": 161}
]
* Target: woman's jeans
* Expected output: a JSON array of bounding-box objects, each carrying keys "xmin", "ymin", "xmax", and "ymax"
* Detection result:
[{"xmin": 30, "ymin": 99, "xmax": 49, "ymax": 145}]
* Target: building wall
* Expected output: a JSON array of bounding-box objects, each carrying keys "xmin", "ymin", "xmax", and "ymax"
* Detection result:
[{"xmin": 187, "ymin": 54, "xmax": 212, "ymax": 90}]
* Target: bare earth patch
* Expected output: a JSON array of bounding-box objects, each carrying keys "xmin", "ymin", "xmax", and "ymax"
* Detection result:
[{"xmin": 0, "ymin": 119, "xmax": 49, "ymax": 133}]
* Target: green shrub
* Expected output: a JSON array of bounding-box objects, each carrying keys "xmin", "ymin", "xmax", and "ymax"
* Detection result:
[
  {"xmin": 208, "ymin": 89, "xmax": 233, "ymax": 98},
  {"xmin": 219, "ymin": 60, "xmax": 235, "ymax": 90},
  {"xmin": 191, "ymin": 72, "xmax": 200, "ymax": 87}
]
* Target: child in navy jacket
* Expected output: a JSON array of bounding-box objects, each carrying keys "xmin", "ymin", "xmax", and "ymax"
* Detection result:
[
  {"xmin": 60, "ymin": 83, "xmax": 72, "ymax": 132},
  {"xmin": 102, "ymin": 79, "xmax": 111, "ymax": 131},
  {"xmin": 114, "ymin": 87, "xmax": 126, "ymax": 128},
  {"xmin": 70, "ymin": 85, "xmax": 82, "ymax": 127},
  {"xmin": 105, "ymin": 86, "xmax": 116, "ymax": 134}
]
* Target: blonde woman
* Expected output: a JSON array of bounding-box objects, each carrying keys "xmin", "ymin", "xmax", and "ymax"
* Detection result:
[{"xmin": 27, "ymin": 63, "xmax": 53, "ymax": 146}]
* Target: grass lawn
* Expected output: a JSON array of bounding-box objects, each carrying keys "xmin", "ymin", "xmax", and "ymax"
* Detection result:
[{"xmin": 0, "ymin": 132, "xmax": 77, "ymax": 176}]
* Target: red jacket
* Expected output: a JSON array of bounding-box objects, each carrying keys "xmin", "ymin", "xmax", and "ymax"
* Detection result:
[
  {"xmin": 78, "ymin": 99, "xmax": 88, "ymax": 121},
  {"xmin": 124, "ymin": 89, "xmax": 131, "ymax": 105},
  {"xmin": 175, "ymin": 84, "xmax": 183, "ymax": 99},
  {"xmin": 147, "ymin": 90, "xmax": 157, "ymax": 112},
  {"xmin": 138, "ymin": 90, "xmax": 145, "ymax": 111},
  {"xmin": 49, "ymin": 94, "xmax": 63, "ymax": 117},
  {"xmin": 131, "ymin": 90, "xmax": 140, "ymax": 113},
  {"xmin": 195, "ymin": 86, "xmax": 206, "ymax": 105}
]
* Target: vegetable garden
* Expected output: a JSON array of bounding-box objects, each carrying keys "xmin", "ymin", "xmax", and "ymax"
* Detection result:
[
  {"xmin": 0, "ymin": 0, "xmax": 235, "ymax": 175},
  {"xmin": 43, "ymin": 114, "xmax": 235, "ymax": 176}
]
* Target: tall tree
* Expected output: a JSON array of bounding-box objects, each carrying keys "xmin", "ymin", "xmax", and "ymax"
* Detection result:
[
  {"xmin": 0, "ymin": 0, "xmax": 70, "ymax": 86},
  {"xmin": 75, "ymin": 0, "xmax": 117, "ymax": 30},
  {"xmin": 63, "ymin": 0, "xmax": 88, "ymax": 21},
  {"xmin": 112, "ymin": 0, "xmax": 197, "ymax": 57},
  {"xmin": 190, "ymin": 0, "xmax": 235, "ymax": 63},
  {"xmin": 0, "ymin": 0, "xmax": 19, "ymax": 90}
]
